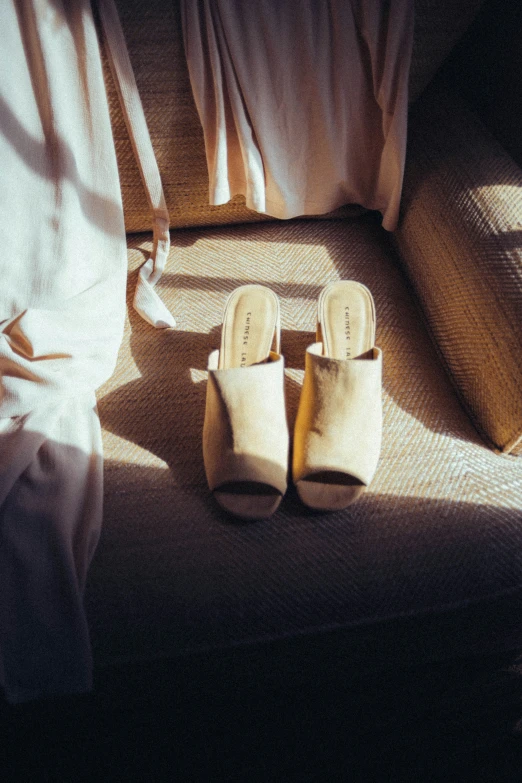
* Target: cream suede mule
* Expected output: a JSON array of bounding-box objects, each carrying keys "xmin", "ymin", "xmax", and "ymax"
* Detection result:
[
  {"xmin": 293, "ymin": 281, "xmax": 382, "ymax": 511},
  {"xmin": 203, "ymin": 285, "xmax": 289, "ymax": 519}
]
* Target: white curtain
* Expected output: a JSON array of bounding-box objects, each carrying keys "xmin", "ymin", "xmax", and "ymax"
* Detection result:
[{"xmin": 0, "ymin": 0, "xmax": 127, "ymax": 703}]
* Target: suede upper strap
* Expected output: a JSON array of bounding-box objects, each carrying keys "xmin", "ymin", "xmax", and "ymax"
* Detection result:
[
  {"xmin": 203, "ymin": 352, "xmax": 289, "ymax": 495},
  {"xmin": 293, "ymin": 343, "xmax": 383, "ymax": 487}
]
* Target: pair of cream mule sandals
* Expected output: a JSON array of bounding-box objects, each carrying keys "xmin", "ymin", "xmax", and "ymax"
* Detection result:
[{"xmin": 203, "ymin": 281, "xmax": 382, "ymax": 520}]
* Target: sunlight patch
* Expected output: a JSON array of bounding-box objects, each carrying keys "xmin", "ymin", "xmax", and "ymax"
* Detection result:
[
  {"xmin": 190, "ymin": 368, "xmax": 207, "ymax": 384},
  {"xmin": 101, "ymin": 431, "xmax": 169, "ymax": 468}
]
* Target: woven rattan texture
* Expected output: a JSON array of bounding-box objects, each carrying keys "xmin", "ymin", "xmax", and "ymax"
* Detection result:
[
  {"xmin": 101, "ymin": 0, "xmax": 485, "ymax": 233},
  {"xmin": 89, "ymin": 218, "xmax": 522, "ymax": 669},
  {"xmin": 395, "ymin": 86, "xmax": 522, "ymax": 455}
]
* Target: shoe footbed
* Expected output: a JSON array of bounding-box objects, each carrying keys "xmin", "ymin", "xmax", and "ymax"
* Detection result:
[
  {"xmin": 318, "ymin": 280, "xmax": 375, "ymax": 361},
  {"xmin": 219, "ymin": 285, "xmax": 279, "ymax": 369}
]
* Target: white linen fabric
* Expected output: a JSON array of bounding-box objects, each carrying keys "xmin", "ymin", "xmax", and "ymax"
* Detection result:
[
  {"xmin": 181, "ymin": 0, "xmax": 414, "ymax": 230},
  {"xmin": 0, "ymin": 0, "xmax": 169, "ymax": 703}
]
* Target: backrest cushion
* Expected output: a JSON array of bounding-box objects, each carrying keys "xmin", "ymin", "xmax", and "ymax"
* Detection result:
[{"xmin": 395, "ymin": 85, "xmax": 522, "ymax": 455}]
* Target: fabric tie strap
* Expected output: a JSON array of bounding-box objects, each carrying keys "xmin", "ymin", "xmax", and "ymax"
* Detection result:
[{"xmin": 97, "ymin": 0, "xmax": 175, "ymax": 328}]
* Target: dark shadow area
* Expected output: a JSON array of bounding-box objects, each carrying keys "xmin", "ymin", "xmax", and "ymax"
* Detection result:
[
  {"xmin": 0, "ymin": 430, "xmax": 521, "ymax": 778},
  {"xmin": 88, "ymin": 460, "xmax": 522, "ymax": 673},
  {"xmin": 0, "ymin": 431, "xmax": 102, "ymax": 709},
  {"xmin": 3, "ymin": 644, "xmax": 522, "ymax": 782},
  {"xmin": 439, "ymin": 0, "xmax": 522, "ymax": 169}
]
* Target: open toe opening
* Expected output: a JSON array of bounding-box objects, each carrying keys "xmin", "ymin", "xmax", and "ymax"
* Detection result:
[
  {"xmin": 296, "ymin": 472, "xmax": 366, "ymax": 511},
  {"xmin": 214, "ymin": 481, "xmax": 282, "ymax": 520}
]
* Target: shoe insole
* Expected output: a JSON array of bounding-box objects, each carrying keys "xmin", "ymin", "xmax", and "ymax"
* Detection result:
[
  {"xmin": 318, "ymin": 281, "xmax": 375, "ymax": 360},
  {"xmin": 219, "ymin": 285, "xmax": 279, "ymax": 369}
]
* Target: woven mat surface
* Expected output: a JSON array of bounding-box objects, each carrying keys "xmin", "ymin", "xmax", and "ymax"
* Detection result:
[{"xmin": 89, "ymin": 218, "xmax": 522, "ymax": 668}]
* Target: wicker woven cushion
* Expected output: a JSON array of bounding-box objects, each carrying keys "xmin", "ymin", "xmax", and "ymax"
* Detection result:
[
  {"xmin": 104, "ymin": 0, "xmax": 485, "ymax": 233},
  {"xmin": 395, "ymin": 85, "xmax": 522, "ymax": 455},
  {"xmin": 88, "ymin": 218, "xmax": 522, "ymax": 671}
]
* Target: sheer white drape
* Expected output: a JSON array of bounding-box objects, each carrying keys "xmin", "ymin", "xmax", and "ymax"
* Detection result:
[{"xmin": 0, "ymin": 0, "xmax": 170, "ymax": 703}]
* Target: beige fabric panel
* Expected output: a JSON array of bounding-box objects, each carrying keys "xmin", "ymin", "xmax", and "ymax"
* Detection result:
[
  {"xmin": 91, "ymin": 219, "xmax": 522, "ymax": 668},
  {"xmin": 100, "ymin": 0, "xmax": 484, "ymax": 233},
  {"xmin": 395, "ymin": 86, "xmax": 522, "ymax": 455},
  {"xmin": 181, "ymin": 0, "xmax": 412, "ymax": 230}
]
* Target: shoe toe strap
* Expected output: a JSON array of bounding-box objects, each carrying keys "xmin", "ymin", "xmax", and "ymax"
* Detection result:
[
  {"xmin": 294, "ymin": 346, "xmax": 383, "ymax": 487},
  {"xmin": 204, "ymin": 355, "xmax": 289, "ymax": 495}
]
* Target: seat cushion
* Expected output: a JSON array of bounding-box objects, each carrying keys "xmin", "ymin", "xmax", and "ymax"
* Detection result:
[{"xmin": 88, "ymin": 218, "xmax": 522, "ymax": 677}]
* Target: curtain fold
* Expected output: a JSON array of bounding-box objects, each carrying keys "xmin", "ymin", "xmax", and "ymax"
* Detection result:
[{"xmin": 181, "ymin": 0, "xmax": 414, "ymax": 230}]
